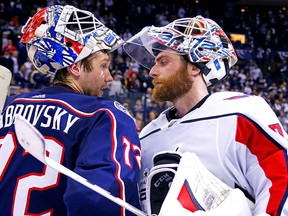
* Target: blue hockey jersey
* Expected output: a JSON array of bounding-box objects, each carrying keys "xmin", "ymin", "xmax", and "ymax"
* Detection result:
[{"xmin": 0, "ymin": 84, "xmax": 141, "ymax": 216}]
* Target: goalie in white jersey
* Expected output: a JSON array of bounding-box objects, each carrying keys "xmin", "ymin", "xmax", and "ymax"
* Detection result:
[{"xmin": 123, "ymin": 15, "xmax": 288, "ymax": 215}]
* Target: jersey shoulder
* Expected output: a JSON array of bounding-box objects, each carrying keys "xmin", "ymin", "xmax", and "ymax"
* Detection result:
[
  {"xmin": 204, "ymin": 92, "xmax": 288, "ymax": 138},
  {"xmin": 204, "ymin": 91, "xmax": 270, "ymax": 117},
  {"xmin": 8, "ymin": 87, "xmax": 133, "ymax": 120}
]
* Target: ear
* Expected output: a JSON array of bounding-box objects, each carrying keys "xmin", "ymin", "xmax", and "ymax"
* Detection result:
[
  {"xmin": 67, "ymin": 63, "xmax": 81, "ymax": 77},
  {"xmin": 187, "ymin": 62, "xmax": 201, "ymax": 76}
]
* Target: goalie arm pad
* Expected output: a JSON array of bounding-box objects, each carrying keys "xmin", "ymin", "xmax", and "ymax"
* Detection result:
[{"xmin": 158, "ymin": 152, "xmax": 255, "ymax": 216}]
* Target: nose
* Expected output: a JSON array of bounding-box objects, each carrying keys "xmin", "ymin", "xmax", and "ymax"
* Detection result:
[
  {"xmin": 106, "ymin": 69, "xmax": 113, "ymax": 82},
  {"xmin": 149, "ymin": 65, "xmax": 158, "ymax": 78}
]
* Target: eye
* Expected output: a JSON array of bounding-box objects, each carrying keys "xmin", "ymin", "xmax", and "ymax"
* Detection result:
[
  {"xmin": 159, "ymin": 60, "xmax": 168, "ymax": 66},
  {"xmin": 101, "ymin": 63, "xmax": 109, "ymax": 70}
]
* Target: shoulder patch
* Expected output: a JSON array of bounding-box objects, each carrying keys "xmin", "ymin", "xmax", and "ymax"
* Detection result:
[{"xmin": 114, "ymin": 101, "xmax": 132, "ymax": 117}]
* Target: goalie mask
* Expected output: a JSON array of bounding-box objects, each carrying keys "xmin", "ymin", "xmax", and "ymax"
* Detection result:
[
  {"xmin": 123, "ymin": 15, "xmax": 237, "ymax": 87},
  {"xmin": 20, "ymin": 5, "xmax": 124, "ymax": 75}
]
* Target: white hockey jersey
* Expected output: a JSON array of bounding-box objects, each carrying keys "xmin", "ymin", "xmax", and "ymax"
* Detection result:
[{"xmin": 139, "ymin": 91, "xmax": 288, "ymax": 216}]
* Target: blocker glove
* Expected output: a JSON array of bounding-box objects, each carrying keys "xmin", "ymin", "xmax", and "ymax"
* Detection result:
[{"xmin": 146, "ymin": 152, "xmax": 181, "ymax": 215}]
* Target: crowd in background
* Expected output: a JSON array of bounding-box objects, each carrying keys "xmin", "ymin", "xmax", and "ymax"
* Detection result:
[{"xmin": 1, "ymin": 0, "xmax": 288, "ymax": 132}]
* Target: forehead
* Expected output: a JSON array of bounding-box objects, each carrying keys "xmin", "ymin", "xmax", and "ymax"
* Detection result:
[
  {"xmin": 91, "ymin": 51, "xmax": 111, "ymax": 62},
  {"xmin": 155, "ymin": 50, "xmax": 182, "ymax": 61}
]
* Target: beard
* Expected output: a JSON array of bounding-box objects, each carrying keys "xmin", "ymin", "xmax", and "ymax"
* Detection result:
[{"xmin": 152, "ymin": 63, "xmax": 192, "ymax": 102}]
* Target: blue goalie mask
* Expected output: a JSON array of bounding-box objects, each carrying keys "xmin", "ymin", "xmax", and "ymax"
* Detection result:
[{"xmin": 21, "ymin": 5, "xmax": 124, "ymax": 75}]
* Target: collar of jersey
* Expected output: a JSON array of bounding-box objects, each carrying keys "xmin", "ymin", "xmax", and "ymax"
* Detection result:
[{"xmin": 166, "ymin": 94, "xmax": 211, "ymax": 121}]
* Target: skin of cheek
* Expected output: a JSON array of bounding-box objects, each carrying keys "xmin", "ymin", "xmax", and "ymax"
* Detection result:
[
  {"xmin": 100, "ymin": 70, "xmax": 105, "ymax": 78},
  {"xmin": 96, "ymin": 70, "xmax": 106, "ymax": 96}
]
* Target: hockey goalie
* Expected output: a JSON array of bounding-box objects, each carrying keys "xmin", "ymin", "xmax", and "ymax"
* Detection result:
[
  {"xmin": 143, "ymin": 152, "xmax": 256, "ymax": 216},
  {"xmin": 124, "ymin": 15, "xmax": 288, "ymax": 216}
]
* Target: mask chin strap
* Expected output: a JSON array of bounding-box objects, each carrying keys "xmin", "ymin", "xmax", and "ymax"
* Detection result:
[
  {"xmin": 192, "ymin": 62, "xmax": 210, "ymax": 76},
  {"xmin": 193, "ymin": 58, "xmax": 229, "ymax": 87}
]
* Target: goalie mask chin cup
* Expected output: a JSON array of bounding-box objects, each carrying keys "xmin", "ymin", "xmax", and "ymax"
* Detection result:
[
  {"xmin": 20, "ymin": 5, "xmax": 124, "ymax": 75},
  {"xmin": 123, "ymin": 15, "xmax": 237, "ymax": 87}
]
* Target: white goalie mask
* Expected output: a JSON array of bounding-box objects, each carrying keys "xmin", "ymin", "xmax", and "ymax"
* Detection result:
[{"xmin": 123, "ymin": 15, "xmax": 238, "ymax": 87}]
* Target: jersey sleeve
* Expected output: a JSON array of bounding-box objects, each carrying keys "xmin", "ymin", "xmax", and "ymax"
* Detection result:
[
  {"xmin": 64, "ymin": 108, "xmax": 141, "ymax": 216},
  {"xmin": 235, "ymin": 97, "xmax": 288, "ymax": 216}
]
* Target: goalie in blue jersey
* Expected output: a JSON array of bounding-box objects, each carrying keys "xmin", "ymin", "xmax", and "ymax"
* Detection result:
[{"xmin": 0, "ymin": 5, "xmax": 141, "ymax": 216}]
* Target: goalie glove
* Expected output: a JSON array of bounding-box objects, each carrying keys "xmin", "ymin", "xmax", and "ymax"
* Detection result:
[
  {"xmin": 158, "ymin": 152, "xmax": 254, "ymax": 216},
  {"xmin": 146, "ymin": 152, "xmax": 181, "ymax": 215}
]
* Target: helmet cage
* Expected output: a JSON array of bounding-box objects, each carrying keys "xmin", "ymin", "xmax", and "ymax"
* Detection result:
[{"xmin": 21, "ymin": 5, "xmax": 123, "ymax": 74}]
